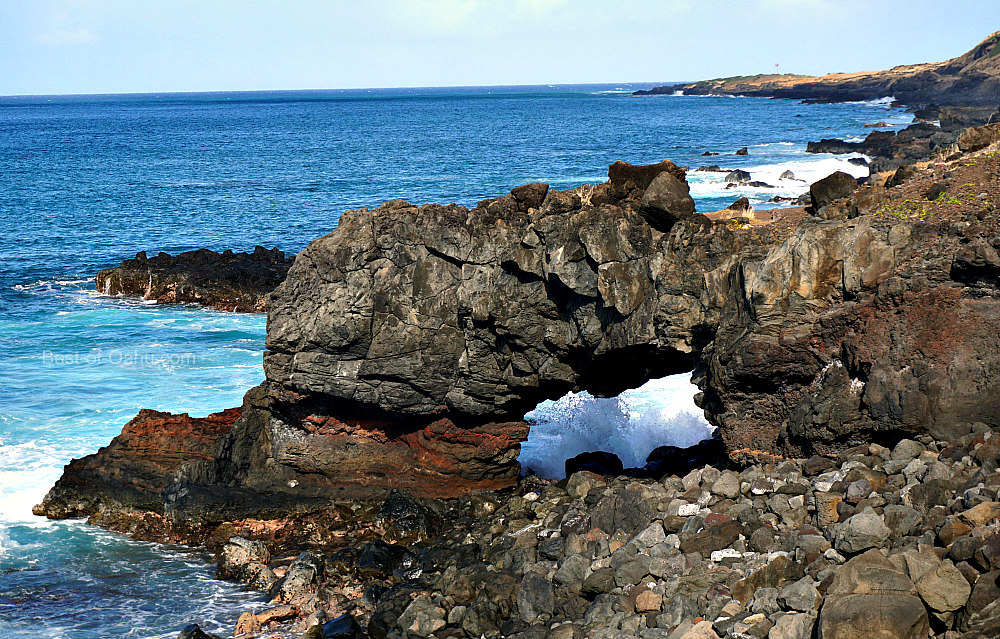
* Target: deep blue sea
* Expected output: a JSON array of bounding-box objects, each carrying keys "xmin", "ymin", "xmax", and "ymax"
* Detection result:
[{"xmin": 0, "ymin": 85, "xmax": 911, "ymax": 638}]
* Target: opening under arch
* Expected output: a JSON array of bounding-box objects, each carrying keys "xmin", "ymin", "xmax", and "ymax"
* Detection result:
[{"xmin": 518, "ymin": 373, "xmax": 714, "ymax": 479}]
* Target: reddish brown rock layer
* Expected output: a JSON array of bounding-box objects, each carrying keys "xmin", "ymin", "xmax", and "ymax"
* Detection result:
[{"xmin": 33, "ymin": 408, "xmax": 241, "ymax": 521}]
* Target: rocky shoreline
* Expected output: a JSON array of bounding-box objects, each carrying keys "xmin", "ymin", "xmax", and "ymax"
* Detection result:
[
  {"xmin": 181, "ymin": 428, "xmax": 1000, "ymax": 639},
  {"xmin": 635, "ymin": 31, "xmax": 1000, "ymax": 107},
  {"xmin": 96, "ymin": 246, "xmax": 292, "ymax": 312},
  {"xmin": 34, "ymin": 123, "xmax": 1000, "ymax": 637}
]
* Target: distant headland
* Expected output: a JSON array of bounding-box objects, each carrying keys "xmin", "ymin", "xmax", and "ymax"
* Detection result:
[{"xmin": 637, "ymin": 30, "xmax": 1000, "ymax": 107}]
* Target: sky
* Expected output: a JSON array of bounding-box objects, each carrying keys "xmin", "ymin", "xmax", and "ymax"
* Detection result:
[{"xmin": 2, "ymin": 0, "xmax": 1000, "ymax": 96}]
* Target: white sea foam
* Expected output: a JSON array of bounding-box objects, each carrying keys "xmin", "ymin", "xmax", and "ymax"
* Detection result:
[
  {"xmin": 519, "ymin": 374, "xmax": 713, "ymax": 478},
  {"xmin": 688, "ymin": 152, "xmax": 870, "ymax": 208},
  {"xmin": 0, "ymin": 440, "xmax": 74, "ymax": 527},
  {"xmin": 846, "ymin": 96, "xmax": 896, "ymax": 108},
  {"xmin": 12, "ymin": 278, "xmax": 91, "ymax": 292}
]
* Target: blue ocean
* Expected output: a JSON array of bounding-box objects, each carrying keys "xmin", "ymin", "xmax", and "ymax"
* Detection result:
[{"xmin": 0, "ymin": 85, "xmax": 910, "ymax": 638}]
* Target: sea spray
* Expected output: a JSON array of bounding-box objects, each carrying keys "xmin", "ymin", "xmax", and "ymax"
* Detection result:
[{"xmin": 519, "ymin": 375, "xmax": 714, "ymax": 479}]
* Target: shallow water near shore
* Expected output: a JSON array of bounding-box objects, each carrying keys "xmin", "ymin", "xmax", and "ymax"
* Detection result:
[{"xmin": 0, "ymin": 85, "xmax": 911, "ymax": 637}]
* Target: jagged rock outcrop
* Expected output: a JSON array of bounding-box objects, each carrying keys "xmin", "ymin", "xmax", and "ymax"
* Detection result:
[
  {"xmin": 33, "ymin": 408, "xmax": 246, "ymax": 541},
  {"xmin": 96, "ymin": 246, "xmax": 292, "ymax": 312},
  {"xmin": 262, "ymin": 167, "xmax": 715, "ymax": 423}
]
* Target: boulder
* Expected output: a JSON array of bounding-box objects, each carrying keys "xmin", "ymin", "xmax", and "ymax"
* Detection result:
[
  {"xmin": 517, "ymin": 572, "xmax": 555, "ymax": 622},
  {"xmin": 735, "ymin": 147, "xmax": 749, "ymax": 155},
  {"xmin": 608, "ymin": 159, "xmax": 687, "ymax": 200},
  {"xmin": 915, "ymin": 560, "xmax": 971, "ymax": 612},
  {"xmin": 833, "ymin": 508, "xmax": 891, "ymax": 554},
  {"xmin": 725, "ymin": 169, "xmax": 752, "ymax": 184},
  {"xmin": 767, "ymin": 612, "xmax": 815, "ymax": 639},
  {"xmin": 397, "ymin": 595, "xmax": 446, "ymax": 637},
  {"xmin": 808, "ymin": 171, "xmax": 858, "ymax": 214},
  {"xmin": 565, "ymin": 452, "xmax": 623, "ymax": 477},
  {"xmin": 885, "ymin": 164, "xmax": 916, "ymax": 188},
  {"xmin": 216, "ymin": 536, "xmax": 270, "ymax": 581},
  {"xmin": 819, "ymin": 549, "xmax": 929, "ymax": 639},
  {"xmin": 322, "ymin": 613, "xmax": 362, "ymax": 638},
  {"xmin": 639, "ymin": 170, "xmax": 696, "ymax": 231},
  {"xmin": 680, "ymin": 519, "xmax": 744, "ymax": 557},
  {"xmin": 958, "ymin": 123, "xmax": 1000, "ymax": 152},
  {"xmin": 778, "ymin": 577, "xmax": 821, "ymax": 612},
  {"xmin": 727, "ymin": 197, "xmax": 751, "ymax": 213},
  {"xmin": 177, "ymin": 626, "xmax": 221, "ymax": 639}
]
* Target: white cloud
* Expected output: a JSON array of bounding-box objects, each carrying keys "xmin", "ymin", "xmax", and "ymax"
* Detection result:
[{"xmin": 34, "ymin": 27, "xmax": 100, "ymax": 45}]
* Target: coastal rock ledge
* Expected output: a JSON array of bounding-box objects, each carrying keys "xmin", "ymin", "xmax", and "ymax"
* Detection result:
[
  {"xmin": 97, "ymin": 246, "xmax": 293, "ymax": 312},
  {"xmin": 38, "ymin": 154, "xmax": 1000, "ymax": 527}
]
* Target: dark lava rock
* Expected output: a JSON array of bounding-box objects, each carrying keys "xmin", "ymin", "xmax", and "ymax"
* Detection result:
[
  {"xmin": 809, "ymin": 171, "xmax": 859, "ymax": 214},
  {"xmin": 374, "ymin": 490, "xmax": 434, "ymax": 542},
  {"xmin": 848, "ymin": 157, "xmax": 869, "ymax": 166},
  {"xmin": 639, "ymin": 170, "xmax": 696, "ymax": 232},
  {"xmin": 725, "ymin": 169, "xmax": 752, "ymax": 184},
  {"xmin": 641, "ymin": 438, "xmax": 727, "ymax": 479},
  {"xmin": 608, "ymin": 159, "xmax": 686, "ymax": 201},
  {"xmin": 735, "ymin": 147, "xmax": 749, "ymax": 155},
  {"xmin": 356, "ymin": 539, "xmax": 416, "ymax": 579},
  {"xmin": 510, "ymin": 182, "xmax": 550, "ymax": 210},
  {"xmin": 728, "ymin": 197, "xmax": 751, "ymax": 212},
  {"xmin": 923, "ymin": 182, "xmax": 949, "ymax": 201},
  {"xmin": 517, "ymin": 572, "xmax": 555, "ymax": 622},
  {"xmin": 581, "ymin": 567, "xmax": 616, "ymax": 599},
  {"xmin": 680, "ymin": 519, "xmax": 744, "ymax": 557},
  {"xmin": 779, "ymin": 170, "xmax": 797, "ymax": 180},
  {"xmin": 565, "ymin": 451, "xmax": 624, "ymax": 478},
  {"xmin": 322, "ymin": 613, "xmax": 362, "ymax": 639},
  {"xmin": 177, "ymin": 625, "xmax": 221, "ymax": 639},
  {"xmin": 96, "ymin": 246, "xmax": 292, "ymax": 312},
  {"xmin": 369, "ymin": 586, "xmax": 421, "ymax": 639},
  {"xmin": 885, "ymin": 164, "xmax": 916, "ymax": 188},
  {"xmin": 591, "ymin": 486, "xmax": 657, "ymax": 538}
]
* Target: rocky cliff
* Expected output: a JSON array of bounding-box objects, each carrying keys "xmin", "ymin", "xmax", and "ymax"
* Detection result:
[{"xmin": 637, "ymin": 31, "xmax": 1000, "ymax": 107}]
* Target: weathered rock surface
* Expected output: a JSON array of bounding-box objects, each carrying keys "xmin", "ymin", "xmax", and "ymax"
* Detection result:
[
  {"xmin": 96, "ymin": 246, "xmax": 292, "ymax": 312},
  {"xmin": 32, "ymin": 408, "xmax": 243, "ymax": 540},
  {"xmin": 820, "ymin": 549, "xmax": 930, "ymax": 639}
]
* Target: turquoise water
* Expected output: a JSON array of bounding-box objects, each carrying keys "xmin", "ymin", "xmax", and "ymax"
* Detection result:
[{"xmin": 0, "ymin": 85, "xmax": 911, "ymax": 637}]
